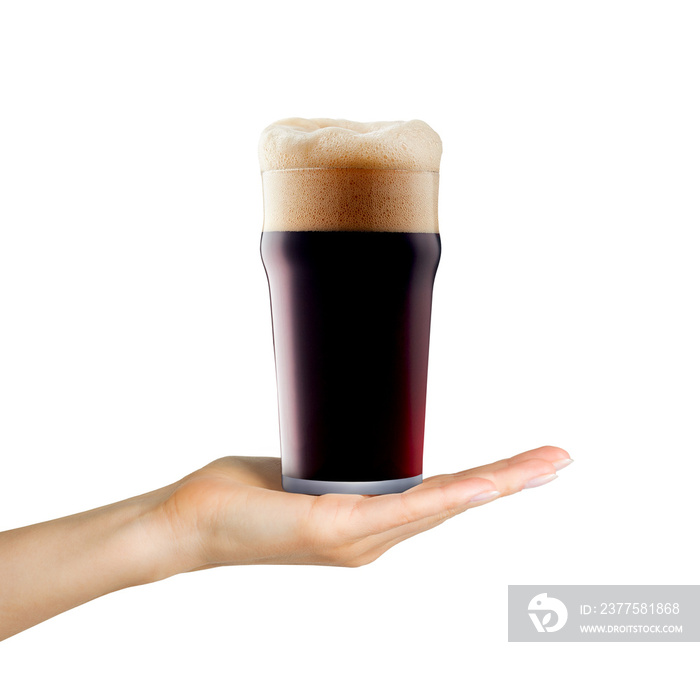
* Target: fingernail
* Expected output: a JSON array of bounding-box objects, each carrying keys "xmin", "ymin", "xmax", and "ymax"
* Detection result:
[
  {"xmin": 468, "ymin": 490, "xmax": 501, "ymax": 503},
  {"xmin": 553, "ymin": 458, "xmax": 573, "ymax": 471},
  {"xmin": 522, "ymin": 473, "xmax": 558, "ymax": 489}
]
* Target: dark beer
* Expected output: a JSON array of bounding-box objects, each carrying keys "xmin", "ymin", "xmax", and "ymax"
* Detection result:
[{"xmin": 261, "ymin": 230, "xmax": 440, "ymax": 492}]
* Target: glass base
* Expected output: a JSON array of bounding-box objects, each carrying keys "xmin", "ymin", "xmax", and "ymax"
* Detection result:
[{"xmin": 282, "ymin": 474, "xmax": 422, "ymax": 496}]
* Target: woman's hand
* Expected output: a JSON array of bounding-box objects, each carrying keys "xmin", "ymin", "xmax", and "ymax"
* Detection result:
[
  {"xmin": 0, "ymin": 445, "xmax": 571, "ymax": 641},
  {"xmin": 160, "ymin": 445, "xmax": 572, "ymax": 572}
]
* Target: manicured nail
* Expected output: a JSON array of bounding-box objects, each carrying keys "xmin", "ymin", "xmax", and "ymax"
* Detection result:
[
  {"xmin": 553, "ymin": 458, "xmax": 573, "ymax": 471},
  {"xmin": 468, "ymin": 490, "xmax": 501, "ymax": 503},
  {"xmin": 522, "ymin": 473, "xmax": 558, "ymax": 489}
]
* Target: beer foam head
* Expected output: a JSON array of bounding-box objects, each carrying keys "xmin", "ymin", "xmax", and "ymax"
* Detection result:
[{"xmin": 259, "ymin": 118, "xmax": 442, "ymax": 172}]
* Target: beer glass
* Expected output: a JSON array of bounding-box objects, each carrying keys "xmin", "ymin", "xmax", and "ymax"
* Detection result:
[{"xmin": 260, "ymin": 120, "xmax": 441, "ymax": 495}]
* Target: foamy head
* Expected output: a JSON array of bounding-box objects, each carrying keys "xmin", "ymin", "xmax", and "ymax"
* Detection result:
[{"xmin": 259, "ymin": 118, "xmax": 441, "ymax": 233}]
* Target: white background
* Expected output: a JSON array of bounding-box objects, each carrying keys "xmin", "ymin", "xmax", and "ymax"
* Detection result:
[{"xmin": 1, "ymin": 0, "xmax": 698, "ymax": 697}]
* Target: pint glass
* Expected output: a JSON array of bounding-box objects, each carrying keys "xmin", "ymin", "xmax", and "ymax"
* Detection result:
[{"xmin": 260, "ymin": 120, "xmax": 441, "ymax": 495}]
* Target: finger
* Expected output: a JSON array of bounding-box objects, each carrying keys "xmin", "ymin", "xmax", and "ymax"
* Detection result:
[
  {"xmin": 506, "ymin": 445, "xmax": 571, "ymax": 466},
  {"xmin": 345, "ymin": 475, "xmax": 499, "ymax": 539},
  {"xmin": 348, "ymin": 485, "xmax": 496, "ymax": 562},
  {"xmin": 437, "ymin": 457, "xmax": 558, "ymax": 496},
  {"xmin": 422, "ymin": 445, "xmax": 571, "ymax": 487},
  {"xmin": 357, "ymin": 514, "xmax": 451, "ymax": 565},
  {"xmin": 347, "ymin": 455, "xmax": 562, "ymax": 544}
]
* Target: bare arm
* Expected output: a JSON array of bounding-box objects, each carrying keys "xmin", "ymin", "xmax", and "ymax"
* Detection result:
[
  {"xmin": 0, "ymin": 485, "xmax": 181, "ymax": 640},
  {"xmin": 0, "ymin": 446, "xmax": 572, "ymax": 641}
]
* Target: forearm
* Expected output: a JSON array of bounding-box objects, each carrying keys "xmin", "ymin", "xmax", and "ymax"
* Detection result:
[{"xmin": 0, "ymin": 485, "xmax": 185, "ymax": 641}]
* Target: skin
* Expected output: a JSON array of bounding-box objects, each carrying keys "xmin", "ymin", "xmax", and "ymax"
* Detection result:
[{"xmin": 0, "ymin": 445, "xmax": 571, "ymax": 641}]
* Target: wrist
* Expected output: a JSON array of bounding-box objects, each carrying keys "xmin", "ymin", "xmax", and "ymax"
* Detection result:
[
  {"xmin": 130, "ymin": 487, "xmax": 196, "ymax": 584},
  {"xmin": 140, "ymin": 483, "xmax": 211, "ymax": 581}
]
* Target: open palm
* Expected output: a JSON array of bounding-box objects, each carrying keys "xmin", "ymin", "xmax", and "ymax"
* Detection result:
[{"xmin": 161, "ymin": 446, "xmax": 572, "ymax": 570}]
